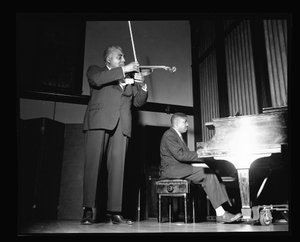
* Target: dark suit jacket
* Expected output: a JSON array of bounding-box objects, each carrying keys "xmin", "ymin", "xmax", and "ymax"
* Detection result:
[
  {"xmin": 83, "ymin": 65, "xmax": 148, "ymax": 137},
  {"xmin": 159, "ymin": 128, "xmax": 202, "ymax": 178}
]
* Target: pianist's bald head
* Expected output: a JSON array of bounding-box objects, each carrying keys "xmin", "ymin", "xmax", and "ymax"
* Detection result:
[{"xmin": 171, "ymin": 113, "xmax": 188, "ymax": 126}]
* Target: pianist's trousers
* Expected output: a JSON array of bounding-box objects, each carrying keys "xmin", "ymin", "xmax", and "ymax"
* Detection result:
[
  {"xmin": 183, "ymin": 166, "xmax": 232, "ymax": 209},
  {"xmin": 83, "ymin": 121, "xmax": 128, "ymax": 212}
]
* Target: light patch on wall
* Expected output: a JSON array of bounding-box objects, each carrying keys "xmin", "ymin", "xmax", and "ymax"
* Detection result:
[
  {"xmin": 20, "ymin": 99, "xmax": 55, "ymax": 120},
  {"xmin": 83, "ymin": 21, "xmax": 193, "ymax": 107},
  {"xmin": 54, "ymin": 103, "xmax": 87, "ymax": 124}
]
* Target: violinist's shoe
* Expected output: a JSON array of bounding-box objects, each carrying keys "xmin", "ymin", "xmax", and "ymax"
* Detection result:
[
  {"xmin": 111, "ymin": 215, "xmax": 134, "ymax": 225},
  {"xmin": 216, "ymin": 212, "xmax": 242, "ymax": 223}
]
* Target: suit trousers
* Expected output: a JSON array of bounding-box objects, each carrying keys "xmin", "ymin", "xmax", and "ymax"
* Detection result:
[
  {"xmin": 83, "ymin": 120, "xmax": 128, "ymax": 212},
  {"xmin": 183, "ymin": 166, "xmax": 232, "ymax": 209}
]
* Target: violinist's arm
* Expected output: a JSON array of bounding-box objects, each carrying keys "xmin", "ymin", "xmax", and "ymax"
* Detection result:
[{"xmin": 87, "ymin": 65, "xmax": 124, "ymax": 88}]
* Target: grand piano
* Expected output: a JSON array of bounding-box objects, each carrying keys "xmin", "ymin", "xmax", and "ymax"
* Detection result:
[{"xmin": 196, "ymin": 106, "xmax": 288, "ymax": 223}]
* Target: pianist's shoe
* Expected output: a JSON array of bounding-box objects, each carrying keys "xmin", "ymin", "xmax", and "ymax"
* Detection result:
[
  {"xmin": 81, "ymin": 208, "xmax": 93, "ymax": 225},
  {"xmin": 216, "ymin": 212, "xmax": 242, "ymax": 223}
]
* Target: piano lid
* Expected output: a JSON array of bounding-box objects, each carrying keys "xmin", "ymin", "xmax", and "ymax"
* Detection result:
[{"xmin": 197, "ymin": 106, "xmax": 288, "ymax": 158}]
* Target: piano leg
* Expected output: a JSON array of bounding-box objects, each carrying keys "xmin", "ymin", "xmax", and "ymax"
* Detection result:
[
  {"xmin": 237, "ymin": 169, "xmax": 251, "ymax": 220},
  {"xmin": 214, "ymin": 154, "xmax": 272, "ymax": 221}
]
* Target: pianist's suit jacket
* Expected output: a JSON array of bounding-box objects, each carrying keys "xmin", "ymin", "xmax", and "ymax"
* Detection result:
[
  {"xmin": 83, "ymin": 65, "xmax": 148, "ymax": 137},
  {"xmin": 159, "ymin": 128, "xmax": 202, "ymax": 179}
]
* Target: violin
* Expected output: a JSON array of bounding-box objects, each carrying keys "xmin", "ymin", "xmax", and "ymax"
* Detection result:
[
  {"xmin": 127, "ymin": 21, "xmax": 176, "ymax": 78},
  {"xmin": 139, "ymin": 65, "xmax": 176, "ymax": 76},
  {"xmin": 125, "ymin": 66, "xmax": 176, "ymax": 79}
]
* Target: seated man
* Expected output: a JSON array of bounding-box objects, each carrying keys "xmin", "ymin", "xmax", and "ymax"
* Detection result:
[{"xmin": 159, "ymin": 112, "xmax": 242, "ymax": 223}]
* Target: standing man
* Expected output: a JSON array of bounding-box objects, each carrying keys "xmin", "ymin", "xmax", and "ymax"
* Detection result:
[
  {"xmin": 159, "ymin": 113, "xmax": 242, "ymax": 223},
  {"xmin": 81, "ymin": 45, "xmax": 148, "ymax": 225}
]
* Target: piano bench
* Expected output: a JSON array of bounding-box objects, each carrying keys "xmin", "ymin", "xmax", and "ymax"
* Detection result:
[{"xmin": 155, "ymin": 179, "xmax": 195, "ymax": 223}]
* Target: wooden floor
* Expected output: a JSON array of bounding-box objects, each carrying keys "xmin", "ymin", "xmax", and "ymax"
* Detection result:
[{"xmin": 19, "ymin": 218, "xmax": 290, "ymax": 235}]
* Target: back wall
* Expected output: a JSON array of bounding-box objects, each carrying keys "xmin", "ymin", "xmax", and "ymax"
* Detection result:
[{"xmin": 20, "ymin": 20, "xmax": 196, "ymax": 149}]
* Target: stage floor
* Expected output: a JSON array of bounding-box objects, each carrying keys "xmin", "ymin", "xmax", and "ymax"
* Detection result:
[{"xmin": 19, "ymin": 218, "xmax": 289, "ymax": 235}]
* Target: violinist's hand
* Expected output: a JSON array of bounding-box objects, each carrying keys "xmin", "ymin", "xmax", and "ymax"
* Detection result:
[
  {"xmin": 123, "ymin": 78, "xmax": 134, "ymax": 85},
  {"xmin": 122, "ymin": 62, "xmax": 139, "ymax": 73},
  {"xmin": 134, "ymin": 73, "xmax": 147, "ymax": 91},
  {"xmin": 133, "ymin": 73, "xmax": 144, "ymax": 83}
]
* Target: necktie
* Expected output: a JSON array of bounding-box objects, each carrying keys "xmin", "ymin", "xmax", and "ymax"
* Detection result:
[{"xmin": 179, "ymin": 134, "xmax": 185, "ymax": 143}]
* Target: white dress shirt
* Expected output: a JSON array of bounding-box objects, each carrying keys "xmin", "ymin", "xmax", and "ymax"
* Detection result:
[{"xmin": 172, "ymin": 127, "xmax": 184, "ymax": 142}]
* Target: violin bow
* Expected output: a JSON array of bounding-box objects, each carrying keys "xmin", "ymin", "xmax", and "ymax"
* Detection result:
[
  {"xmin": 127, "ymin": 21, "xmax": 176, "ymax": 76},
  {"xmin": 128, "ymin": 21, "xmax": 137, "ymax": 62}
]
